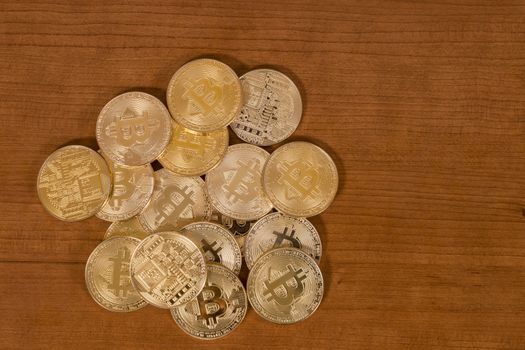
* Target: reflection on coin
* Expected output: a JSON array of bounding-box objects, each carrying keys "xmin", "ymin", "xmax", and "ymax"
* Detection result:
[
  {"xmin": 130, "ymin": 232, "xmax": 207, "ymax": 308},
  {"xmin": 37, "ymin": 145, "xmax": 111, "ymax": 221},
  {"xmin": 105, "ymin": 217, "xmax": 150, "ymax": 240},
  {"xmin": 231, "ymin": 69, "xmax": 302, "ymax": 146},
  {"xmin": 96, "ymin": 92, "xmax": 172, "ymax": 166},
  {"xmin": 171, "ymin": 264, "xmax": 247, "ymax": 339},
  {"xmin": 205, "ymin": 144, "xmax": 273, "ymax": 221},
  {"xmin": 96, "ymin": 154, "xmax": 154, "ymax": 222},
  {"xmin": 181, "ymin": 222, "xmax": 242, "ymax": 275},
  {"xmin": 244, "ymin": 212, "xmax": 321, "ymax": 269},
  {"xmin": 167, "ymin": 59, "xmax": 242, "ymax": 132},
  {"xmin": 138, "ymin": 169, "xmax": 211, "ymax": 232},
  {"xmin": 247, "ymin": 247, "xmax": 323, "ymax": 324},
  {"xmin": 158, "ymin": 121, "xmax": 228, "ymax": 176},
  {"xmin": 85, "ymin": 236, "xmax": 147, "ymax": 312},
  {"xmin": 262, "ymin": 141, "xmax": 338, "ymax": 217},
  {"xmin": 209, "ymin": 210, "xmax": 259, "ymax": 257}
]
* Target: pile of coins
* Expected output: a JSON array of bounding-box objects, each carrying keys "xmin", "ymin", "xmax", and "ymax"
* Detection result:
[{"xmin": 37, "ymin": 58, "xmax": 338, "ymax": 339}]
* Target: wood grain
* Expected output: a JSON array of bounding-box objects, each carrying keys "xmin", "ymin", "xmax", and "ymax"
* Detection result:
[{"xmin": 1, "ymin": 0, "xmax": 525, "ymax": 349}]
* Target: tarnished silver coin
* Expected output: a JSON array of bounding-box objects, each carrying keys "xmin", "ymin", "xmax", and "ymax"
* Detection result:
[
  {"xmin": 210, "ymin": 210, "xmax": 260, "ymax": 257},
  {"xmin": 181, "ymin": 222, "xmax": 242, "ymax": 275},
  {"xmin": 244, "ymin": 212, "xmax": 322, "ymax": 269},
  {"xmin": 231, "ymin": 69, "xmax": 302, "ymax": 146}
]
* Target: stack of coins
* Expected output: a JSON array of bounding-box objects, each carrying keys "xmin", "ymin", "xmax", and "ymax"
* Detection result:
[{"xmin": 37, "ymin": 58, "xmax": 338, "ymax": 339}]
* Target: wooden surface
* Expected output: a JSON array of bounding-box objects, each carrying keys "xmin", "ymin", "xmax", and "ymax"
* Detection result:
[{"xmin": 1, "ymin": 1, "xmax": 525, "ymax": 349}]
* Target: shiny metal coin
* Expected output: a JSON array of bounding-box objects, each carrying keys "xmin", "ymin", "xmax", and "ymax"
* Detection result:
[
  {"xmin": 137, "ymin": 169, "xmax": 212, "ymax": 232},
  {"xmin": 244, "ymin": 212, "xmax": 321, "ymax": 269},
  {"xmin": 96, "ymin": 92, "xmax": 172, "ymax": 166},
  {"xmin": 262, "ymin": 141, "xmax": 338, "ymax": 217},
  {"xmin": 247, "ymin": 247, "xmax": 323, "ymax": 324},
  {"xmin": 205, "ymin": 144, "xmax": 273, "ymax": 221},
  {"xmin": 171, "ymin": 263, "xmax": 247, "ymax": 339},
  {"xmin": 96, "ymin": 153, "xmax": 154, "ymax": 222},
  {"xmin": 105, "ymin": 217, "xmax": 150, "ymax": 240},
  {"xmin": 130, "ymin": 232, "xmax": 207, "ymax": 308},
  {"xmin": 167, "ymin": 59, "xmax": 242, "ymax": 132},
  {"xmin": 85, "ymin": 236, "xmax": 147, "ymax": 312},
  {"xmin": 231, "ymin": 69, "xmax": 302, "ymax": 146},
  {"xmin": 209, "ymin": 210, "xmax": 260, "ymax": 257},
  {"xmin": 181, "ymin": 222, "xmax": 242, "ymax": 275},
  {"xmin": 158, "ymin": 121, "xmax": 228, "ymax": 176},
  {"xmin": 37, "ymin": 145, "xmax": 111, "ymax": 221}
]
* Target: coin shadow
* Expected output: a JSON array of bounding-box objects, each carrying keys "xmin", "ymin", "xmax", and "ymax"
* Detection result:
[
  {"xmin": 308, "ymin": 215, "xmax": 333, "ymax": 299},
  {"xmin": 57, "ymin": 137, "xmax": 99, "ymax": 151},
  {"xmin": 118, "ymin": 87, "xmax": 168, "ymax": 105}
]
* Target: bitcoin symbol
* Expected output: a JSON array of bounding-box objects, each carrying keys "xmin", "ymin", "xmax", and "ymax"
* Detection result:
[
  {"xmin": 109, "ymin": 169, "xmax": 134, "ymax": 210},
  {"xmin": 263, "ymin": 264, "xmax": 306, "ymax": 306},
  {"xmin": 174, "ymin": 130, "xmax": 212, "ymax": 162},
  {"xmin": 277, "ymin": 159, "xmax": 321, "ymax": 201},
  {"xmin": 183, "ymin": 78, "xmax": 223, "ymax": 116},
  {"xmin": 196, "ymin": 284, "xmax": 228, "ymax": 328},
  {"xmin": 201, "ymin": 239, "xmax": 222, "ymax": 263},
  {"xmin": 107, "ymin": 247, "xmax": 134, "ymax": 297},
  {"xmin": 222, "ymin": 159, "xmax": 260, "ymax": 203},
  {"xmin": 106, "ymin": 108, "xmax": 159, "ymax": 146},
  {"xmin": 153, "ymin": 185, "xmax": 196, "ymax": 227},
  {"xmin": 272, "ymin": 227, "xmax": 301, "ymax": 249}
]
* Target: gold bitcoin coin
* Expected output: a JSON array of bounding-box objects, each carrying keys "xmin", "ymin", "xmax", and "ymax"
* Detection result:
[
  {"xmin": 171, "ymin": 263, "xmax": 247, "ymax": 339},
  {"xmin": 244, "ymin": 212, "xmax": 321, "ymax": 270},
  {"xmin": 181, "ymin": 222, "xmax": 242, "ymax": 275},
  {"xmin": 166, "ymin": 59, "xmax": 242, "ymax": 132},
  {"xmin": 96, "ymin": 92, "xmax": 172, "ymax": 166},
  {"xmin": 209, "ymin": 210, "xmax": 260, "ymax": 257},
  {"xmin": 37, "ymin": 145, "xmax": 111, "ymax": 221},
  {"xmin": 130, "ymin": 232, "xmax": 207, "ymax": 308},
  {"xmin": 263, "ymin": 141, "xmax": 338, "ymax": 217},
  {"xmin": 96, "ymin": 153, "xmax": 154, "ymax": 222},
  {"xmin": 247, "ymin": 247, "xmax": 323, "ymax": 324},
  {"xmin": 85, "ymin": 236, "xmax": 147, "ymax": 312},
  {"xmin": 205, "ymin": 144, "xmax": 273, "ymax": 221},
  {"xmin": 158, "ymin": 121, "xmax": 228, "ymax": 176},
  {"xmin": 231, "ymin": 69, "xmax": 302, "ymax": 146},
  {"xmin": 105, "ymin": 217, "xmax": 150, "ymax": 240},
  {"xmin": 137, "ymin": 169, "xmax": 212, "ymax": 232}
]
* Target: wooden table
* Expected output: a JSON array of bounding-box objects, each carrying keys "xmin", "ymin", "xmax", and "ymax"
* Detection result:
[{"xmin": 2, "ymin": 1, "xmax": 525, "ymax": 349}]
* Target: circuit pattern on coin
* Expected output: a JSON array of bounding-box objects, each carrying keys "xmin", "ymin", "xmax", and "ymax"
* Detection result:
[
  {"xmin": 167, "ymin": 59, "xmax": 242, "ymax": 132},
  {"xmin": 37, "ymin": 145, "xmax": 111, "ymax": 221},
  {"xmin": 206, "ymin": 144, "xmax": 273, "ymax": 221},
  {"xmin": 85, "ymin": 236, "xmax": 147, "ymax": 312},
  {"xmin": 247, "ymin": 247, "xmax": 323, "ymax": 324},
  {"xmin": 96, "ymin": 92, "xmax": 172, "ymax": 166},
  {"xmin": 231, "ymin": 69, "xmax": 302, "ymax": 146},
  {"xmin": 171, "ymin": 264, "xmax": 247, "ymax": 339},
  {"xmin": 181, "ymin": 222, "xmax": 242, "ymax": 275},
  {"xmin": 138, "ymin": 169, "xmax": 212, "ymax": 232},
  {"xmin": 96, "ymin": 154, "xmax": 154, "ymax": 222},
  {"xmin": 244, "ymin": 212, "xmax": 322, "ymax": 269},
  {"xmin": 130, "ymin": 232, "xmax": 207, "ymax": 308},
  {"xmin": 105, "ymin": 217, "xmax": 151, "ymax": 240},
  {"xmin": 158, "ymin": 121, "xmax": 228, "ymax": 176},
  {"xmin": 263, "ymin": 141, "xmax": 338, "ymax": 217}
]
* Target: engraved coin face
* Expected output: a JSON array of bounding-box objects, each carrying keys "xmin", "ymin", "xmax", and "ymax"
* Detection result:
[
  {"xmin": 96, "ymin": 92, "xmax": 172, "ymax": 166},
  {"xmin": 231, "ymin": 69, "xmax": 302, "ymax": 146},
  {"xmin": 247, "ymin": 247, "xmax": 323, "ymax": 324},
  {"xmin": 205, "ymin": 144, "xmax": 273, "ymax": 221},
  {"xmin": 37, "ymin": 145, "xmax": 111, "ymax": 221},
  {"xmin": 138, "ymin": 169, "xmax": 212, "ymax": 232},
  {"xmin": 171, "ymin": 263, "xmax": 247, "ymax": 339},
  {"xmin": 210, "ymin": 210, "xmax": 259, "ymax": 257},
  {"xmin": 96, "ymin": 153, "xmax": 154, "ymax": 222},
  {"xmin": 244, "ymin": 212, "xmax": 322, "ymax": 270},
  {"xmin": 85, "ymin": 236, "xmax": 147, "ymax": 312},
  {"xmin": 105, "ymin": 217, "xmax": 150, "ymax": 240},
  {"xmin": 263, "ymin": 141, "xmax": 338, "ymax": 217},
  {"xmin": 130, "ymin": 232, "xmax": 207, "ymax": 308},
  {"xmin": 181, "ymin": 222, "xmax": 242, "ymax": 275},
  {"xmin": 167, "ymin": 59, "xmax": 242, "ymax": 132},
  {"xmin": 158, "ymin": 121, "xmax": 229, "ymax": 176}
]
